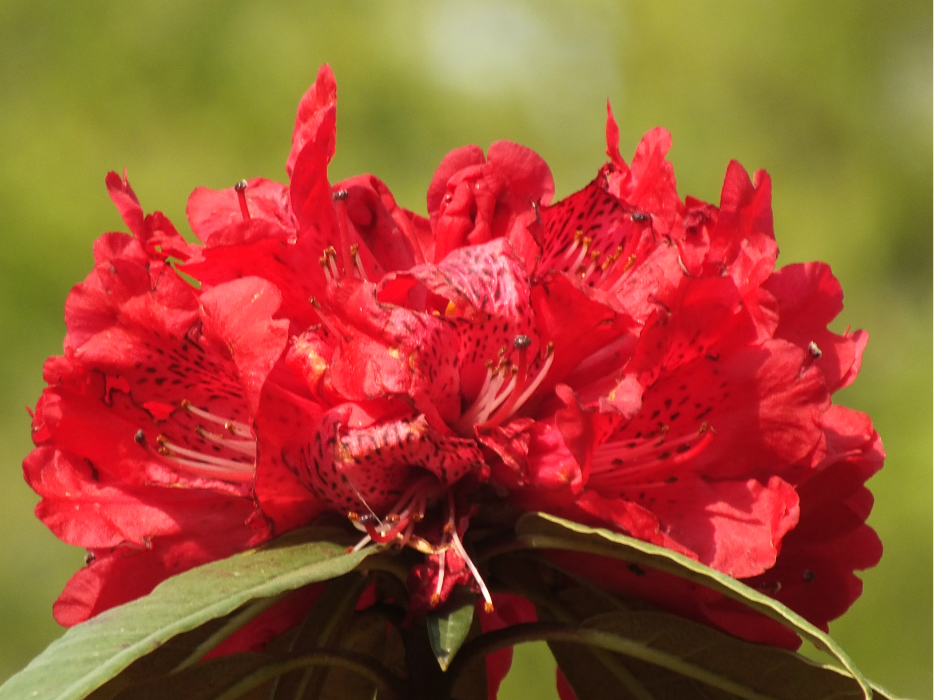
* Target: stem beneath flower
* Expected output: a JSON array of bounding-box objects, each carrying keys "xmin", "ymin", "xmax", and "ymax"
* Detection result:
[
  {"xmin": 489, "ymin": 555, "xmax": 654, "ymax": 700},
  {"xmin": 270, "ymin": 573, "xmax": 372, "ymax": 700}
]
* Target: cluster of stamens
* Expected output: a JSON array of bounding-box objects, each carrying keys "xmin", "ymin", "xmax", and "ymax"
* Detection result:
[
  {"xmin": 559, "ymin": 227, "xmax": 641, "ymax": 291},
  {"xmin": 346, "ymin": 477, "xmax": 494, "ymax": 612},
  {"xmin": 319, "ymin": 242, "xmax": 366, "ymax": 283},
  {"xmin": 457, "ymin": 334, "xmax": 555, "ymax": 433},
  {"xmin": 135, "ymin": 400, "xmax": 256, "ymax": 482}
]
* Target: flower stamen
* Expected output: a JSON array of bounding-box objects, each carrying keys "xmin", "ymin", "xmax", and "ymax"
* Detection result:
[
  {"xmin": 234, "ymin": 180, "xmax": 251, "ymax": 221},
  {"xmin": 195, "ymin": 426, "xmax": 257, "ymax": 456},
  {"xmin": 152, "ymin": 434, "xmax": 254, "ymax": 482},
  {"xmin": 451, "ymin": 528, "xmax": 494, "ymax": 612},
  {"xmin": 133, "ymin": 401, "xmax": 257, "ymax": 482},
  {"xmin": 181, "ymin": 399, "xmax": 253, "ymax": 438},
  {"xmin": 319, "ymin": 246, "xmax": 340, "ymax": 283},
  {"xmin": 458, "ymin": 340, "xmax": 555, "ymax": 432},
  {"xmin": 432, "ymin": 549, "xmax": 447, "ymax": 606}
]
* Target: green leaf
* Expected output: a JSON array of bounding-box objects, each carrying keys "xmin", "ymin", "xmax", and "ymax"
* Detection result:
[
  {"xmin": 426, "ymin": 588, "xmax": 477, "ymax": 671},
  {"xmin": 101, "ymin": 654, "xmax": 272, "ymax": 700},
  {"xmin": 84, "ymin": 609, "xmax": 279, "ymax": 700},
  {"xmin": 0, "ymin": 527, "xmax": 375, "ymax": 700},
  {"xmin": 562, "ymin": 610, "xmax": 899, "ymax": 700},
  {"xmin": 513, "ymin": 512, "xmax": 873, "ymax": 699}
]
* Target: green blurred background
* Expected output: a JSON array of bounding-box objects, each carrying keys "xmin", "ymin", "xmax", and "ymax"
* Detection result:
[{"xmin": 0, "ymin": 1, "xmax": 930, "ymax": 697}]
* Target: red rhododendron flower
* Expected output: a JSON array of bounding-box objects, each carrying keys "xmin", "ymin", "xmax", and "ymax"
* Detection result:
[{"xmin": 26, "ymin": 64, "xmax": 882, "ymax": 695}]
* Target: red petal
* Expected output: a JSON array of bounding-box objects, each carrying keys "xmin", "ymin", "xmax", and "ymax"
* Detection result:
[
  {"xmin": 326, "ymin": 277, "xmax": 462, "ymax": 425},
  {"xmin": 254, "ymin": 385, "xmax": 327, "ymax": 533},
  {"xmin": 105, "ymin": 170, "xmax": 146, "ymax": 239},
  {"xmin": 289, "ymin": 106, "xmax": 339, "ymax": 239},
  {"xmin": 486, "ymin": 140, "xmax": 554, "ymax": 207},
  {"xmin": 334, "ymin": 174, "xmax": 421, "ymax": 274},
  {"xmin": 52, "ymin": 523, "xmax": 262, "ymax": 625},
  {"xmin": 186, "ymin": 178, "xmax": 293, "ymax": 245},
  {"xmin": 381, "ymin": 238, "xmax": 536, "ymax": 404},
  {"xmin": 764, "ymin": 262, "xmax": 868, "ymax": 392},
  {"xmin": 105, "ymin": 171, "xmax": 193, "ymax": 261},
  {"xmin": 428, "ymin": 143, "xmax": 551, "ymax": 263},
  {"xmin": 427, "ymin": 145, "xmax": 486, "ymax": 217},
  {"xmin": 709, "ymin": 162, "xmax": 777, "ymax": 295},
  {"xmin": 286, "ymin": 64, "xmax": 337, "ymax": 178},
  {"xmin": 604, "ymin": 101, "xmax": 625, "ymax": 169},
  {"xmin": 622, "ymin": 277, "xmax": 827, "ymax": 478},
  {"xmin": 293, "ymin": 409, "xmax": 484, "ymax": 514},
  {"xmin": 746, "ymin": 405, "xmax": 883, "ymax": 628},
  {"xmin": 200, "ymin": 277, "xmax": 289, "ymax": 414},
  {"xmin": 629, "ymin": 474, "xmax": 800, "ymax": 578}
]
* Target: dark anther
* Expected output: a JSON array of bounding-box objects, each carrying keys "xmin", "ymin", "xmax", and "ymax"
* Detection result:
[
  {"xmin": 84, "ymin": 551, "xmax": 96, "ymax": 566},
  {"xmin": 333, "ymin": 189, "xmax": 349, "ymax": 200},
  {"xmin": 134, "ymin": 429, "xmax": 146, "ymax": 444},
  {"xmin": 234, "ymin": 179, "xmax": 248, "ymax": 192},
  {"xmin": 628, "ymin": 563, "xmax": 646, "ymax": 576},
  {"xmin": 631, "ymin": 212, "xmax": 649, "ymax": 222},
  {"xmin": 803, "ymin": 569, "xmax": 815, "ymax": 583},
  {"xmin": 513, "ymin": 334, "xmax": 532, "ymax": 350}
]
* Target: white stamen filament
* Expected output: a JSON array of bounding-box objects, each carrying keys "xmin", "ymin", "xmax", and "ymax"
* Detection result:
[
  {"xmin": 472, "ymin": 371, "xmax": 518, "ymax": 426},
  {"xmin": 568, "ymin": 237, "xmax": 591, "ymax": 272},
  {"xmin": 579, "ymin": 250, "xmax": 601, "ymax": 283},
  {"xmin": 327, "ymin": 251, "xmax": 340, "ymax": 280},
  {"xmin": 458, "ymin": 367, "xmax": 515, "ymax": 428},
  {"xmin": 350, "ymin": 244, "xmax": 368, "ymax": 280},
  {"xmin": 560, "ymin": 229, "xmax": 584, "ymax": 263},
  {"xmin": 195, "ymin": 426, "xmax": 257, "ymax": 457},
  {"xmin": 157, "ymin": 436, "xmax": 254, "ymax": 474},
  {"xmin": 501, "ymin": 346, "xmax": 554, "ymax": 420},
  {"xmin": 159, "ymin": 456, "xmax": 254, "ymax": 482},
  {"xmin": 458, "ymin": 342, "xmax": 555, "ymax": 433},
  {"xmin": 433, "ymin": 549, "xmax": 447, "ymax": 604},
  {"xmin": 451, "ymin": 528, "xmax": 494, "ymax": 612},
  {"xmin": 182, "ymin": 400, "xmax": 252, "ymax": 438}
]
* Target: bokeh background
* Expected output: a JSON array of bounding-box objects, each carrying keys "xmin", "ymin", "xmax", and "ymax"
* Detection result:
[{"xmin": 0, "ymin": 1, "xmax": 930, "ymax": 698}]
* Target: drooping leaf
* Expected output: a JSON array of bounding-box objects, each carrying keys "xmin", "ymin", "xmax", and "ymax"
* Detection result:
[
  {"xmin": 0, "ymin": 527, "xmax": 375, "ymax": 700},
  {"xmin": 101, "ymin": 654, "xmax": 272, "ymax": 700},
  {"xmin": 427, "ymin": 588, "xmax": 477, "ymax": 671},
  {"xmin": 85, "ymin": 610, "xmax": 276, "ymax": 700},
  {"xmin": 565, "ymin": 610, "xmax": 901, "ymax": 700},
  {"xmin": 548, "ymin": 641, "xmax": 651, "ymax": 700},
  {"xmin": 513, "ymin": 512, "xmax": 873, "ymax": 698}
]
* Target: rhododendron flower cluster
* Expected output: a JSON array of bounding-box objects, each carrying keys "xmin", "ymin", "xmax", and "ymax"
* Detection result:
[{"xmin": 26, "ymin": 64, "xmax": 881, "ymax": 678}]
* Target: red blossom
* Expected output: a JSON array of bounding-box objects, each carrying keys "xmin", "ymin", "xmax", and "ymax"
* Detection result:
[{"xmin": 26, "ymin": 64, "xmax": 881, "ymax": 691}]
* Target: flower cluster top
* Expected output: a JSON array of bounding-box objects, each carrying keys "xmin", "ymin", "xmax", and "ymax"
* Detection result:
[{"xmin": 26, "ymin": 65, "xmax": 881, "ymax": 655}]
